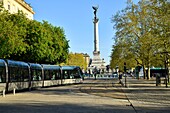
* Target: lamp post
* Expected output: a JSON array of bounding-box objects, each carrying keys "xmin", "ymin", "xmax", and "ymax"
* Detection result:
[
  {"xmin": 124, "ymin": 62, "xmax": 127, "ymax": 87},
  {"xmin": 160, "ymin": 51, "xmax": 169, "ymax": 88},
  {"xmin": 165, "ymin": 53, "xmax": 169, "ymax": 88}
]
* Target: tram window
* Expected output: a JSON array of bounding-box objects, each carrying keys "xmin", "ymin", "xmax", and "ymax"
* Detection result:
[
  {"xmin": 31, "ymin": 70, "xmax": 36, "ymax": 80},
  {"xmin": 31, "ymin": 69, "xmax": 42, "ymax": 81},
  {"xmin": 63, "ymin": 71, "xmax": 67, "ymax": 79},
  {"xmin": 22, "ymin": 68, "xmax": 29, "ymax": 82},
  {"xmin": 50, "ymin": 71, "xmax": 53, "ymax": 80},
  {"xmin": 9, "ymin": 67, "xmax": 14, "ymax": 82},
  {"xmin": 9, "ymin": 67, "xmax": 19, "ymax": 82},
  {"xmin": 0, "ymin": 69, "xmax": 2, "ymax": 82},
  {"xmin": 9, "ymin": 66, "xmax": 29, "ymax": 82},
  {"xmin": 72, "ymin": 70, "xmax": 81, "ymax": 78},
  {"xmin": 68, "ymin": 71, "xmax": 71, "ymax": 79},
  {"xmin": 70, "ymin": 72, "xmax": 74, "ymax": 79},
  {"xmin": 44, "ymin": 70, "xmax": 48, "ymax": 80},
  {"xmin": 56, "ymin": 71, "xmax": 61, "ymax": 79},
  {"xmin": 44, "ymin": 70, "xmax": 51, "ymax": 80},
  {"xmin": 51, "ymin": 71, "xmax": 55, "ymax": 80},
  {"xmin": 37, "ymin": 70, "xmax": 42, "ymax": 80},
  {"xmin": 63, "ymin": 71, "xmax": 70, "ymax": 79},
  {"xmin": 16, "ymin": 68, "xmax": 21, "ymax": 81},
  {"xmin": 0, "ymin": 66, "xmax": 6, "ymax": 83},
  {"xmin": 14, "ymin": 68, "xmax": 21, "ymax": 82},
  {"xmin": 69, "ymin": 71, "xmax": 72, "ymax": 79},
  {"xmin": 50, "ymin": 70, "xmax": 60, "ymax": 80}
]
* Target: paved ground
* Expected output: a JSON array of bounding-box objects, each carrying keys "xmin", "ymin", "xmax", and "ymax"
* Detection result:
[
  {"xmin": 121, "ymin": 77, "xmax": 170, "ymax": 113},
  {"xmin": 0, "ymin": 79, "xmax": 135, "ymax": 113},
  {"xmin": 0, "ymin": 77, "xmax": 170, "ymax": 113}
]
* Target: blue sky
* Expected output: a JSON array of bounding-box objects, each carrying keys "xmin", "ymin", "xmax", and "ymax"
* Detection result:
[{"xmin": 25, "ymin": 0, "xmax": 139, "ymax": 65}]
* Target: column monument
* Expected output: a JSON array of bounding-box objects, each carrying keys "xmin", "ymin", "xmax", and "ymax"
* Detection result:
[{"xmin": 89, "ymin": 6, "xmax": 105, "ymax": 70}]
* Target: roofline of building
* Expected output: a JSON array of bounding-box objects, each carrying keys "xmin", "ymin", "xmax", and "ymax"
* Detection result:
[{"xmin": 15, "ymin": 0, "xmax": 35, "ymax": 14}]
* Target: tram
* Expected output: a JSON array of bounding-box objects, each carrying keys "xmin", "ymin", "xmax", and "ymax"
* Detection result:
[{"xmin": 0, "ymin": 59, "xmax": 83, "ymax": 93}]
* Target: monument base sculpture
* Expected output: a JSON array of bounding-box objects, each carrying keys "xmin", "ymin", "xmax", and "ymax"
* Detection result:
[{"xmin": 90, "ymin": 51, "xmax": 105, "ymax": 69}]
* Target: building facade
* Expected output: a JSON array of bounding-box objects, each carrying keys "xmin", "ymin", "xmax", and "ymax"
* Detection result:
[{"xmin": 0, "ymin": 0, "xmax": 34, "ymax": 19}]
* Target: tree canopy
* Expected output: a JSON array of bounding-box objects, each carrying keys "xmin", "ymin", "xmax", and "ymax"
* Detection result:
[
  {"xmin": 66, "ymin": 53, "xmax": 87, "ymax": 70},
  {"xmin": 111, "ymin": 0, "xmax": 170, "ymax": 79},
  {"xmin": 0, "ymin": 9, "xmax": 69, "ymax": 64}
]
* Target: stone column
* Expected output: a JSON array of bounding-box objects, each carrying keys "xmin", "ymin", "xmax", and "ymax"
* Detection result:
[
  {"xmin": 93, "ymin": 18, "xmax": 99, "ymax": 53},
  {"xmin": 89, "ymin": 6, "xmax": 105, "ymax": 70}
]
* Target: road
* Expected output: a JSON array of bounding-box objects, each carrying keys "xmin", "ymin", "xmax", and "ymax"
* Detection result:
[
  {"xmin": 1, "ymin": 77, "xmax": 170, "ymax": 113},
  {"xmin": 0, "ymin": 78, "xmax": 135, "ymax": 113}
]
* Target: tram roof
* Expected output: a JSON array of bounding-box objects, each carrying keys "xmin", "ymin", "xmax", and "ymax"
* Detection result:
[
  {"xmin": 61, "ymin": 66, "xmax": 80, "ymax": 70},
  {"xmin": 7, "ymin": 60, "xmax": 29, "ymax": 68},
  {"xmin": 0, "ymin": 59, "xmax": 6, "ymax": 66},
  {"xmin": 41, "ymin": 64, "xmax": 60, "ymax": 70},
  {"xmin": 29, "ymin": 63, "xmax": 42, "ymax": 69}
]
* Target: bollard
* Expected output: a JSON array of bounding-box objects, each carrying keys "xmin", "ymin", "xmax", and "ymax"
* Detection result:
[
  {"xmin": 2, "ymin": 89, "xmax": 5, "ymax": 97},
  {"xmin": 13, "ymin": 88, "xmax": 15, "ymax": 95}
]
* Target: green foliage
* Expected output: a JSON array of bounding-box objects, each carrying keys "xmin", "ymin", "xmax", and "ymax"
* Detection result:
[
  {"xmin": 67, "ymin": 53, "xmax": 87, "ymax": 70},
  {"xmin": 22, "ymin": 20, "xmax": 69, "ymax": 64},
  {"xmin": 23, "ymin": 20, "xmax": 48, "ymax": 63},
  {"xmin": 0, "ymin": 1, "xmax": 3, "ymax": 12},
  {"xmin": 0, "ymin": 10, "xmax": 69, "ymax": 64},
  {"xmin": 111, "ymin": 0, "xmax": 170, "ymax": 73},
  {"xmin": 0, "ymin": 11, "xmax": 27, "ymax": 58}
]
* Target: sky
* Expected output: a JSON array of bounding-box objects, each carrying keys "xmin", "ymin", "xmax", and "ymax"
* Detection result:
[{"xmin": 25, "ymin": 0, "xmax": 139, "ymax": 65}]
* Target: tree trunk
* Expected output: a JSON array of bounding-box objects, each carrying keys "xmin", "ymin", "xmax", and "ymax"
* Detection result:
[
  {"xmin": 142, "ymin": 64, "xmax": 146, "ymax": 79},
  {"xmin": 147, "ymin": 66, "xmax": 150, "ymax": 80}
]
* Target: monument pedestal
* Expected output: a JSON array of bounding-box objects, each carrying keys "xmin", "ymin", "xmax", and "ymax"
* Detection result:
[{"xmin": 90, "ymin": 51, "xmax": 105, "ymax": 69}]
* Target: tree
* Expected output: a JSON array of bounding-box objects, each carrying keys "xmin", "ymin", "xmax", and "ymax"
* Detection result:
[
  {"xmin": 7, "ymin": 12, "xmax": 29, "ymax": 60},
  {"xmin": 22, "ymin": 20, "xmax": 69, "ymax": 64},
  {"xmin": 0, "ymin": 1, "xmax": 3, "ymax": 12},
  {"xmin": 111, "ymin": 0, "xmax": 142, "ymax": 73},
  {"xmin": 40, "ymin": 21, "xmax": 69, "ymax": 64},
  {"xmin": 67, "ymin": 53, "xmax": 87, "ymax": 70},
  {"xmin": 111, "ymin": 0, "xmax": 169, "ymax": 79},
  {"xmin": 0, "ymin": 11, "xmax": 27, "ymax": 59},
  {"xmin": 149, "ymin": 0, "xmax": 170, "ymax": 60},
  {"xmin": 0, "ymin": 10, "xmax": 69, "ymax": 64},
  {"xmin": 22, "ymin": 20, "xmax": 48, "ymax": 63},
  {"xmin": 51, "ymin": 25, "xmax": 69, "ymax": 64},
  {"xmin": 110, "ymin": 38, "xmax": 136, "ymax": 71}
]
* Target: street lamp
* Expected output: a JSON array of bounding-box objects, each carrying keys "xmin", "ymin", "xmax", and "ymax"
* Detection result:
[
  {"xmin": 124, "ymin": 62, "xmax": 127, "ymax": 87},
  {"xmin": 160, "ymin": 51, "xmax": 169, "ymax": 88}
]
